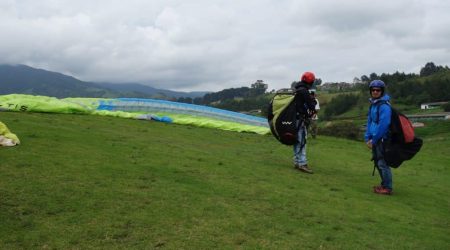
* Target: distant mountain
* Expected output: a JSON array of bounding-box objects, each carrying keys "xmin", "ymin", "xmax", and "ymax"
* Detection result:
[
  {"xmin": 0, "ymin": 64, "xmax": 208, "ymax": 99},
  {"xmin": 0, "ymin": 64, "xmax": 118, "ymax": 98},
  {"xmin": 97, "ymin": 82, "xmax": 208, "ymax": 99}
]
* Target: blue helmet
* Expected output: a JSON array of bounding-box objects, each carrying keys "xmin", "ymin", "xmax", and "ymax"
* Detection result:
[{"xmin": 369, "ymin": 80, "xmax": 385, "ymax": 89}]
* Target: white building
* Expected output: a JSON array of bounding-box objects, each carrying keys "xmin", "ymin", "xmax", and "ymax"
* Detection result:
[{"xmin": 420, "ymin": 101, "xmax": 448, "ymax": 110}]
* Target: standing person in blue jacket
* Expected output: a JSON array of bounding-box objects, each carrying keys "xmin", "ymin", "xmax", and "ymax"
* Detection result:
[
  {"xmin": 365, "ymin": 80, "xmax": 393, "ymax": 195},
  {"xmin": 292, "ymin": 72, "xmax": 317, "ymax": 174}
]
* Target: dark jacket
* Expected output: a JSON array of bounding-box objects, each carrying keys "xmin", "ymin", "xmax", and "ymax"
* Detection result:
[{"xmin": 293, "ymin": 82, "xmax": 316, "ymax": 119}]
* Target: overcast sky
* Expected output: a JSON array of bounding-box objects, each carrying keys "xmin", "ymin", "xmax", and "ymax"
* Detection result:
[{"xmin": 1, "ymin": 0, "xmax": 449, "ymax": 91}]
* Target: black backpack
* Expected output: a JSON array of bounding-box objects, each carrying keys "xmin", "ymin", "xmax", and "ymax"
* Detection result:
[
  {"xmin": 267, "ymin": 90, "xmax": 299, "ymax": 145},
  {"xmin": 374, "ymin": 101, "xmax": 423, "ymax": 168}
]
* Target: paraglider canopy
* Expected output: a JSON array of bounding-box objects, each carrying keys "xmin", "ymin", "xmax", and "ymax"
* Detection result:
[{"xmin": 0, "ymin": 121, "xmax": 20, "ymax": 146}]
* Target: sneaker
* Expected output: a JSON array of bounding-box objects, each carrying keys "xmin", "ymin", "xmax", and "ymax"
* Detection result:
[
  {"xmin": 372, "ymin": 185, "xmax": 383, "ymax": 192},
  {"xmin": 296, "ymin": 164, "xmax": 313, "ymax": 174},
  {"xmin": 374, "ymin": 187, "xmax": 392, "ymax": 195}
]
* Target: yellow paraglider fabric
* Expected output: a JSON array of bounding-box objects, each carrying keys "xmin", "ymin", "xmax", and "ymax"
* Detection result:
[
  {"xmin": 0, "ymin": 94, "xmax": 270, "ymax": 135},
  {"xmin": 0, "ymin": 121, "xmax": 20, "ymax": 146}
]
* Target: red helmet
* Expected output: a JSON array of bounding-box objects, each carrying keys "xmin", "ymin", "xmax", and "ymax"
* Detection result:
[{"xmin": 301, "ymin": 72, "xmax": 315, "ymax": 85}]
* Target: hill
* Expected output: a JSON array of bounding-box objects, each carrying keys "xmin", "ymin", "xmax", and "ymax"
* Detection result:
[
  {"xmin": 96, "ymin": 82, "xmax": 208, "ymax": 99},
  {"xmin": 0, "ymin": 64, "xmax": 117, "ymax": 98},
  {"xmin": 0, "ymin": 64, "xmax": 207, "ymax": 99},
  {"xmin": 0, "ymin": 112, "xmax": 448, "ymax": 249}
]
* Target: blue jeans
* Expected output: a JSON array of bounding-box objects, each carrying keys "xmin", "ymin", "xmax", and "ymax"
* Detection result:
[
  {"xmin": 372, "ymin": 140, "xmax": 393, "ymax": 190},
  {"xmin": 293, "ymin": 124, "xmax": 307, "ymax": 166}
]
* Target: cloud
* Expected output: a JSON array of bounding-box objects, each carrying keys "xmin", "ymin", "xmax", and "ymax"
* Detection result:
[{"xmin": 0, "ymin": 0, "xmax": 449, "ymax": 91}]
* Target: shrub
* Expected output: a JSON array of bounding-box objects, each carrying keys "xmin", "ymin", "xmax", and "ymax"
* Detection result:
[
  {"xmin": 323, "ymin": 93, "xmax": 360, "ymax": 119},
  {"xmin": 319, "ymin": 121, "xmax": 364, "ymax": 141},
  {"xmin": 443, "ymin": 102, "xmax": 450, "ymax": 112}
]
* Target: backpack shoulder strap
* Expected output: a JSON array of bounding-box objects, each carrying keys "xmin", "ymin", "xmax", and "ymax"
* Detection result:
[{"xmin": 374, "ymin": 100, "xmax": 390, "ymax": 124}]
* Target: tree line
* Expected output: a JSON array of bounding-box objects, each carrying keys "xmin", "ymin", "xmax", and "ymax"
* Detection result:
[
  {"xmin": 176, "ymin": 62, "xmax": 449, "ymax": 118},
  {"xmin": 361, "ymin": 62, "xmax": 450, "ymax": 105},
  {"xmin": 176, "ymin": 80, "xmax": 270, "ymax": 113},
  {"xmin": 323, "ymin": 62, "xmax": 450, "ymax": 119}
]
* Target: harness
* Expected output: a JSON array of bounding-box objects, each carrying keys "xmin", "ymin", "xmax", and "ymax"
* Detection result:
[{"xmin": 373, "ymin": 100, "xmax": 390, "ymax": 124}]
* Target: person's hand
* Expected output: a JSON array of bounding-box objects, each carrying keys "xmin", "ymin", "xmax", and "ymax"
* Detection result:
[{"xmin": 366, "ymin": 140, "xmax": 372, "ymax": 149}]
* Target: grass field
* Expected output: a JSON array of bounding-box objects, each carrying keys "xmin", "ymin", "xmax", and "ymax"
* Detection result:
[{"xmin": 1, "ymin": 112, "xmax": 449, "ymax": 249}]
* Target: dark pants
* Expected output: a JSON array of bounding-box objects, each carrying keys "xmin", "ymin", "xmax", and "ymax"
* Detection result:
[{"xmin": 372, "ymin": 140, "xmax": 393, "ymax": 190}]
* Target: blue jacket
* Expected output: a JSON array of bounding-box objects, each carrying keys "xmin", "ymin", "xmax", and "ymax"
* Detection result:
[{"xmin": 364, "ymin": 94, "xmax": 391, "ymax": 144}]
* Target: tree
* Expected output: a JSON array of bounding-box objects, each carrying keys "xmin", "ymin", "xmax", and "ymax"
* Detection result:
[
  {"xmin": 251, "ymin": 80, "xmax": 268, "ymax": 90},
  {"xmin": 314, "ymin": 78, "xmax": 322, "ymax": 86},
  {"xmin": 193, "ymin": 97, "xmax": 203, "ymax": 105},
  {"xmin": 177, "ymin": 97, "xmax": 194, "ymax": 103},
  {"xmin": 420, "ymin": 62, "xmax": 439, "ymax": 76},
  {"xmin": 352, "ymin": 77, "xmax": 361, "ymax": 84},
  {"xmin": 250, "ymin": 80, "xmax": 268, "ymax": 96},
  {"xmin": 369, "ymin": 73, "xmax": 378, "ymax": 81},
  {"xmin": 361, "ymin": 75, "xmax": 370, "ymax": 83}
]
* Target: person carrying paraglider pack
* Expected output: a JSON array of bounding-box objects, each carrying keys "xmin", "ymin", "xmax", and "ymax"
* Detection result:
[
  {"xmin": 365, "ymin": 80, "xmax": 393, "ymax": 195},
  {"xmin": 292, "ymin": 72, "xmax": 317, "ymax": 174}
]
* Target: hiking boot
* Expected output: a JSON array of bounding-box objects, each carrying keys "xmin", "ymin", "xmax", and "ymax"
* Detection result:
[
  {"xmin": 296, "ymin": 164, "xmax": 313, "ymax": 174},
  {"xmin": 374, "ymin": 187, "xmax": 392, "ymax": 195}
]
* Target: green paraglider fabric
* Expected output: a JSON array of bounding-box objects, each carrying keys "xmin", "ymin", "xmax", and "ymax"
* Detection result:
[{"xmin": 0, "ymin": 94, "xmax": 269, "ymax": 135}]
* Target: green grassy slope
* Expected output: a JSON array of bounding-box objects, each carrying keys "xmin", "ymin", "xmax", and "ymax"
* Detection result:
[{"xmin": 0, "ymin": 112, "xmax": 449, "ymax": 249}]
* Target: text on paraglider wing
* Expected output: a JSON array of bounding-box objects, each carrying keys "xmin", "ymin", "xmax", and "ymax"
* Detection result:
[{"xmin": 0, "ymin": 103, "xmax": 28, "ymax": 112}]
